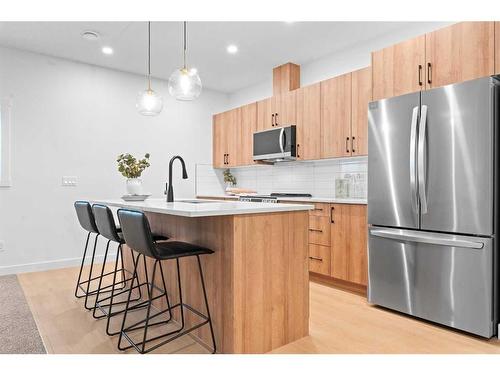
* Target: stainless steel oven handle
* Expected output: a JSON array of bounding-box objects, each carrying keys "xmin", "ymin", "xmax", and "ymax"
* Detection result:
[
  {"xmin": 410, "ymin": 106, "xmax": 419, "ymax": 214},
  {"xmin": 418, "ymin": 104, "xmax": 428, "ymax": 214},
  {"xmin": 370, "ymin": 228, "xmax": 484, "ymax": 249},
  {"xmin": 279, "ymin": 128, "xmax": 285, "ymax": 153}
]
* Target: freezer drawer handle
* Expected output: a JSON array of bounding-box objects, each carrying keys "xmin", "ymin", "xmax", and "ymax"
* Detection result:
[
  {"xmin": 370, "ymin": 229, "xmax": 484, "ymax": 249},
  {"xmin": 309, "ymin": 228, "xmax": 323, "ymax": 233}
]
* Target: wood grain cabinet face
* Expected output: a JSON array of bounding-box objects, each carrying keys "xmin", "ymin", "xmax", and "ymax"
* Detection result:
[
  {"xmin": 212, "ymin": 108, "xmax": 241, "ymax": 168},
  {"xmin": 496, "ymin": 22, "xmax": 500, "ymax": 74},
  {"xmin": 320, "ymin": 73, "xmax": 352, "ymax": 159},
  {"xmin": 425, "ymin": 22, "xmax": 495, "ymax": 90},
  {"xmin": 212, "ymin": 113, "xmax": 228, "ymax": 168},
  {"xmin": 256, "ymin": 98, "xmax": 273, "ymax": 131},
  {"xmin": 330, "ymin": 204, "xmax": 349, "ymax": 280},
  {"xmin": 225, "ymin": 108, "xmax": 241, "ymax": 167},
  {"xmin": 274, "ymin": 91, "xmax": 297, "ymax": 128},
  {"xmin": 371, "ymin": 35, "xmax": 426, "ymax": 101},
  {"xmin": 309, "ymin": 244, "xmax": 331, "ymax": 276},
  {"xmin": 347, "ymin": 205, "xmax": 368, "ymax": 285},
  {"xmin": 351, "ymin": 67, "xmax": 371, "ymax": 156},
  {"xmin": 296, "ymin": 83, "xmax": 321, "ymax": 160},
  {"xmin": 240, "ymin": 103, "xmax": 257, "ymax": 166},
  {"xmin": 308, "ymin": 216, "xmax": 331, "ymax": 246}
]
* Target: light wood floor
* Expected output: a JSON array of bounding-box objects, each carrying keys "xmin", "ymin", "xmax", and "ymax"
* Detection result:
[{"xmin": 18, "ymin": 265, "xmax": 500, "ymax": 354}]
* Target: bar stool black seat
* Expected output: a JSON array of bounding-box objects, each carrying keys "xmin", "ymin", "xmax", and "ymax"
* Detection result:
[
  {"xmin": 116, "ymin": 208, "xmax": 216, "ymax": 354},
  {"xmin": 91, "ymin": 204, "xmax": 166, "ymax": 335}
]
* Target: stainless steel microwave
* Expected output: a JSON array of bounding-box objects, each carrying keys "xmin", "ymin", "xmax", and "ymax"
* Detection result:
[{"xmin": 253, "ymin": 125, "xmax": 297, "ymax": 163}]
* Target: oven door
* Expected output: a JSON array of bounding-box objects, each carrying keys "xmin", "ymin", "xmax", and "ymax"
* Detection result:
[{"xmin": 253, "ymin": 126, "xmax": 296, "ymax": 161}]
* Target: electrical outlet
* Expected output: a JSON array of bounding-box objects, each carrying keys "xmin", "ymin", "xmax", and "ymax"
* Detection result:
[
  {"xmin": 62, "ymin": 176, "xmax": 77, "ymax": 186},
  {"xmin": 0, "ymin": 240, "xmax": 5, "ymax": 252}
]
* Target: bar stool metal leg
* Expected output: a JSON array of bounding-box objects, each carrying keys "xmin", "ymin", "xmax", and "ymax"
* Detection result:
[
  {"xmin": 84, "ymin": 238, "xmax": 109, "ymax": 310},
  {"xmin": 74, "ymin": 232, "xmax": 92, "ymax": 298},
  {"xmin": 196, "ymin": 255, "xmax": 217, "ymax": 354}
]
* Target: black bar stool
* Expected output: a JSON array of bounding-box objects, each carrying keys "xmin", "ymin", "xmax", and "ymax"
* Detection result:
[
  {"xmin": 116, "ymin": 209, "xmax": 216, "ymax": 354},
  {"xmin": 91, "ymin": 204, "xmax": 168, "ymax": 336},
  {"xmin": 74, "ymin": 201, "xmax": 130, "ymax": 310}
]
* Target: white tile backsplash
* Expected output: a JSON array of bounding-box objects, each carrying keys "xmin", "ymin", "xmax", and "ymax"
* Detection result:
[{"xmin": 196, "ymin": 156, "xmax": 367, "ymax": 199}]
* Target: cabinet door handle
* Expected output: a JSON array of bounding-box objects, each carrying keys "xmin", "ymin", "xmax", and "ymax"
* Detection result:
[
  {"xmin": 227, "ymin": 154, "xmax": 230, "ymax": 165},
  {"xmin": 427, "ymin": 62, "xmax": 432, "ymax": 85},
  {"xmin": 297, "ymin": 144, "xmax": 300, "ymax": 158},
  {"xmin": 330, "ymin": 206, "xmax": 335, "ymax": 223},
  {"xmin": 309, "ymin": 228, "xmax": 323, "ymax": 233},
  {"xmin": 352, "ymin": 136, "xmax": 356, "ymax": 153},
  {"xmin": 418, "ymin": 64, "xmax": 423, "ymax": 86},
  {"xmin": 345, "ymin": 137, "xmax": 350, "ymax": 153},
  {"xmin": 309, "ymin": 256, "xmax": 323, "ymax": 262},
  {"xmin": 223, "ymin": 154, "xmax": 227, "ymax": 165},
  {"xmin": 275, "ymin": 113, "xmax": 279, "ymax": 127},
  {"xmin": 271, "ymin": 113, "xmax": 275, "ymax": 127}
]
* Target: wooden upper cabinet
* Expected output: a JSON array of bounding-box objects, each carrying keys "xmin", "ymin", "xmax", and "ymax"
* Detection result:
[
  {"xmin": 426, "ymin": 22, "xmax": 494, "ymax": 90},
  {"xmin": 212, "ymin": 108, "xmax": 240, "ymax": 168},
  {"xmin": 496, "ymin": 22, "xmax": 500, "ymax": 74},
  {"xmin": 256, "ymin": 98, "xmax": 273, "ymax": 131},
  {"xmin": 347, "ymin": 205, "xmax": 368, "ymax": 286},
  {"xmin": 226, "ymin": 107, "xmax": 241, "ymax": 167},
  {"xmin": 240, "ymin": 103, "xmax": 257, "ymax": 166},
  {"xmin": 372, "ymin": 35, "xmax": 426, "ymax": 101},
  {"xmin": 274, "ymin": 90, "xmax": 297, "ymax": 127},
  {"xmin": 296, "ymin": 83, "xmax": 321, "ymax": 160},
  {"xmin": 351, "ymin": 67, "xmax": 371, "ymax": 156},
  {"xmin": 212, "ymin": 113, "xmax": 226, "ymax": 168},
  {"xmin": 320, "ymin": 73, "xmax": 352, "ymax": 159}
]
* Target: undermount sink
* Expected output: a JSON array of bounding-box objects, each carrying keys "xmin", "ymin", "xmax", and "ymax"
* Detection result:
[{"xmin": 176, "ymin": 199, "xmax": 221, "ymax": 204}]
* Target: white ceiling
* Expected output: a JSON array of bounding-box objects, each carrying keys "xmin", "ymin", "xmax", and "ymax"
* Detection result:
[{"xmin": 0, "ymin": 22, "xmax": 435, "ymax": 93}]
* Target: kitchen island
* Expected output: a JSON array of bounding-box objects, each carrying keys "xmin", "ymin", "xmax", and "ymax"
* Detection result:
[{"xmin": 93, "ymin": 198, "xmax": 313, "ymax": 353}]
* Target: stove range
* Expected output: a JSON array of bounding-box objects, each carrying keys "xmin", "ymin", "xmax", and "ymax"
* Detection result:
[{"xmin": 239, "ymin": 193, "xmax": 312, "ymax": 203}]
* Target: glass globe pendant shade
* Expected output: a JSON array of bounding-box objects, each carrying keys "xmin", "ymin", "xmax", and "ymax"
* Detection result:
[
  {"xmin": 136, "ymin": 88, "xmax": 163, "ymax": 116},
  {"xmin": 168, "ymin": 67, "xmax": 202, "ymax": 101}
]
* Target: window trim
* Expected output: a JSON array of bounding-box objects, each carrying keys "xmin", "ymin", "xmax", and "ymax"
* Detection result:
[{"xmin": 0, "ymin": 97, "xmax": 12, "ymax": 187}]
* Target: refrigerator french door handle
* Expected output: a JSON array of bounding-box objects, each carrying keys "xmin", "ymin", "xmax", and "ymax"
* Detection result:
[
  {"xmin": 370, "ymin": 228, "xmax": 484, "ymax": 249},
  {"xmin": 418, "ymin": 104, "xmax": 428, "ymax": 214},
  {"xmin": 410, "ymin": 106, "xmax": 419, "ymax": 214}
]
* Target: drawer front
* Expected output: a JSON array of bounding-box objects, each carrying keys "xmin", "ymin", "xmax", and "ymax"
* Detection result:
[
  {"xmin": 309, "ymin": 244, "xmax": 331, "ymax": 276},
  {"xmin": 309, "ymin": 203, "xmax": 330, "ymax": 217},
  {"xmin": 308, "ymin": 216, "xmax": 331, "ymax": 246}
]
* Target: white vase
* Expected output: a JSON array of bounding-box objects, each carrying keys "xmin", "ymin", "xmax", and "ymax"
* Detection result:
[{"xmin": 126, "ymin": 178, "xmax": 143, "ymax": 195}]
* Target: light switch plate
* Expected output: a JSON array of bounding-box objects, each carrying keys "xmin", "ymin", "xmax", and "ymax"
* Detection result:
[{"xmin": 62, "ymin": 176, "xmax": 77, "ymax": 186}]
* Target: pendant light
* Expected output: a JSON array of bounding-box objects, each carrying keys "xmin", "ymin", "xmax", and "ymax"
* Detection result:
[
  {"xmin": 168, "ymin": 21, "xmax": 202, "ymax": 101},
  {"xmin": 136, "ymin": 21, "xmax": 163, "ymax": 116}
]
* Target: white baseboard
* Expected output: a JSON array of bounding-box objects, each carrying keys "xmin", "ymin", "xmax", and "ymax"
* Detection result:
[{"xmin": 0, "ymin": 253, "xmax": 117, "ymax": 276}]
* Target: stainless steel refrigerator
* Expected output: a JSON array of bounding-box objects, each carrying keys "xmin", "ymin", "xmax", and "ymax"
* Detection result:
[{"xmin": 367, "ymin": 76, "xmax": 499, "ymax": 338}]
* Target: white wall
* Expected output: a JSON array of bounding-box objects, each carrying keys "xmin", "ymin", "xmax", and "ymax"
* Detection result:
[
  {"xmin": 228, "ymin": 22, "xmax": 452, "ymax": 108},
  {"xmin": 0, "ymin": 46, "xmax": 228, "ymax": 275}
]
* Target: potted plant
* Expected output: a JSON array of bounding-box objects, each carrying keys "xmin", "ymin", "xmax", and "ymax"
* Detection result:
[
  {"xmin": 223, "ymin": 169, "xmax": 237, "ymax": 192},
  {"xmin": 117, "ymin": 153, "xmax": 151, "ymax": 195}
]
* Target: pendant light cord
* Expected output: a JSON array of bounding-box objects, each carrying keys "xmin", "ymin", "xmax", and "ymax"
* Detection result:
[
  {"xmin": 148, "ymin": 21, "xmax": 151, "ymax": 90},
  {"xmin": 183, "ymin": 21, "xmax": 187, "ymax": 70}
]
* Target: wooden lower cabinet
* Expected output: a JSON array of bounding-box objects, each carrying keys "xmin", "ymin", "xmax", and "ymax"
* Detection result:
[
  {"xmin": 308, "ymin": 203, "xmax": 368, "ymax": 289},
  {"xmin": 309, "ymin": 244, "xmax": 331, "ymax": 276}
]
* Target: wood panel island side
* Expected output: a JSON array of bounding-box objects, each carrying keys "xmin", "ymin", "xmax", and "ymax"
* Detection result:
[{"xmin": 94, "ymin": 198, "xmax": 313, "ymax": 354}]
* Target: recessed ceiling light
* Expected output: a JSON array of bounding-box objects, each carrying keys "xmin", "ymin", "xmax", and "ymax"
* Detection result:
[
  {"xmin": 101, "ymin": 46, "xmax": 113, "ymax": 55},
  {"xmin": 82, "ymin": 30, "xmax": 100, "ymax": 40},
  {"xmin": 226, "ymin": 44, "xmax": 238, "ymax": 54}
]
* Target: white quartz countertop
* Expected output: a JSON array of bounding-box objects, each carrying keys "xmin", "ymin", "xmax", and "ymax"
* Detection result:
[
  {"xmin": 197, "ymin": 195, "xmax": 367, "ymax": 205},
  {"xmin": 92, "ymin": 198, "xmax": 314, "ymax": 218}
]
